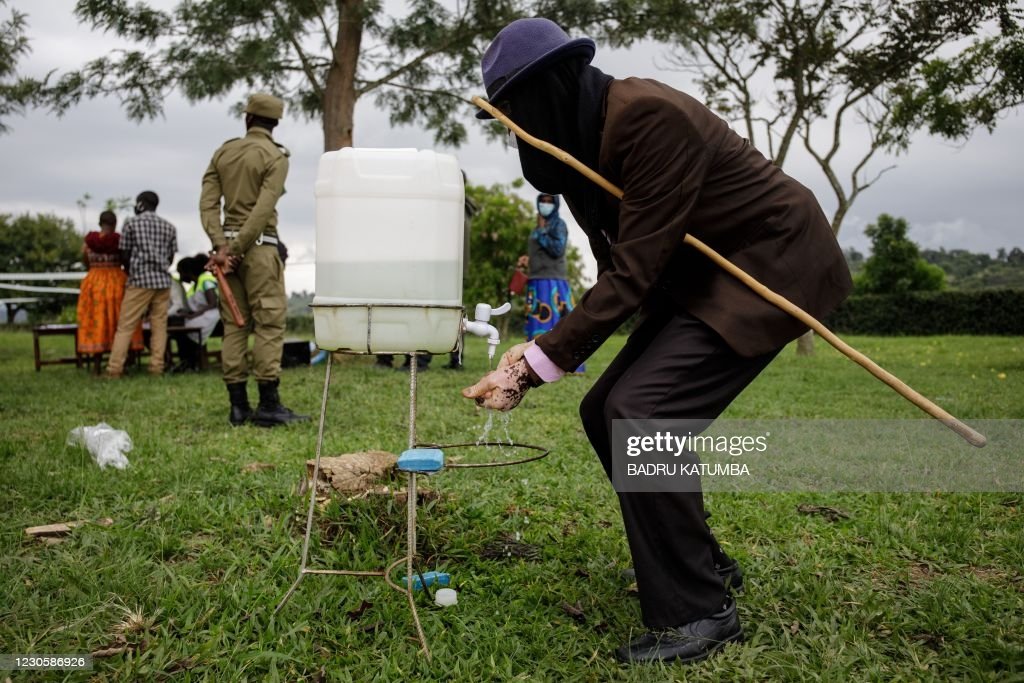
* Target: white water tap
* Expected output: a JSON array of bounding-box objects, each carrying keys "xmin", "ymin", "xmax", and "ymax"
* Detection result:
[{"xmin": 463, "ymin": 302, "xmax": 511, "ymax": 360}]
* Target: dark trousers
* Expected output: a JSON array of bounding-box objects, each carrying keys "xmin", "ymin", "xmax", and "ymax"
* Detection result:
[
  {"xmin": 173, "ymin": 332, "xmax": 202, "ymax": 368},
  {"xmin": 579, "ymin": 303, "xmax": 780, "ymax": 628}
]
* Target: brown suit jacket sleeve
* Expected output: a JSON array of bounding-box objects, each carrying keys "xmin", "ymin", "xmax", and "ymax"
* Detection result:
[
  {"xmin": 563, "ymin": 194, "xmax": 612, "ymax": 276},
  {"xmin": 536, "ymin": 96, "xmax": 711, "ymax": 371},
  {"xmin": 588, "ymin": 233, "xmax": 613, "ymax": 276}
]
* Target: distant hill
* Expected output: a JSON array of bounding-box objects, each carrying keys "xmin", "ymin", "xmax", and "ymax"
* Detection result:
[
  {"xmin": 921, "ymin": 247, "xmax": 1024, "ymax": 290},
  {"xmin": 844, "ymin": 245, "xmax": 1024, "ymax": 290}
]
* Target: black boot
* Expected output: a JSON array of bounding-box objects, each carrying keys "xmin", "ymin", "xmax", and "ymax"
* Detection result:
[
  {"xmin": 227, "ymin": 381, "xmax": 252, "ymax": 426},
  {"xmin": 252, "ymin": 379, "xmax": 310, "ymax": 427}
]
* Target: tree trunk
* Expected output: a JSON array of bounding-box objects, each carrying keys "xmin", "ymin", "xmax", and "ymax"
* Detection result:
[
  {"xmin": 322, "ymin": 0, "xmax": 363, "ymax": 151},
  {"xmin": 791, "ymin": 199, "xmax": 853, "ymax": 356},
  {"xmin": 794, "ymin": 197, "xmax": 851, "ymax": 356},
  {"xmin": 831, "ymin": 201, "xmax": 850, "ymax": 237},
  {"xmin": 795, "ymin": 329, "xmax": 815, "ymax": 355}
]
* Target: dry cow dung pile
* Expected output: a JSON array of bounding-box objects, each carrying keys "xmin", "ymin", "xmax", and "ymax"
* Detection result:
[{"xmin": 304, "ymin": 451, "xmax": 399, "ymax": 494}]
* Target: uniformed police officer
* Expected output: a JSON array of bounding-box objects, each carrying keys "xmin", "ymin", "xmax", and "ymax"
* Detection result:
[{"xmin": 200, "ymin": 93, "xmax": 309, "ymax": 427}]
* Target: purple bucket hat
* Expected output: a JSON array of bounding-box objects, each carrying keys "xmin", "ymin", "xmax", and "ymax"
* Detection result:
[{"xmin": 476, "ymin": 18, "xmax": 596, "ymax": 119}]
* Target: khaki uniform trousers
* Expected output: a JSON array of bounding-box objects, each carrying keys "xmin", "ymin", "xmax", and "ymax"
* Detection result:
[
  {"xmin": 108, "ymin": 286, "xmax": 171, "ymax": 375},
  {"xmin": 220, "ymin": 243, "xmax": 287, "ymax": 384}
]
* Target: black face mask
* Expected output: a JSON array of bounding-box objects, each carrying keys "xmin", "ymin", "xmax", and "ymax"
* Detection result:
[
  {"xmin": 512, "ymin": 67, "xmax": 575, "ymax": 193},
  {"xmin": 519, "ymin": 142, "xmax": 571, "ymax": 194},
  {"xmin": 505, "ymin": 59, "xmax": 611, "ymax": 195}
]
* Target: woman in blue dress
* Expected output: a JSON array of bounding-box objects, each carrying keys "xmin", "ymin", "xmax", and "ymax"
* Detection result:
[{"xmin": 523, "ymin": 193, "xmax": 584, "ymax": 372}]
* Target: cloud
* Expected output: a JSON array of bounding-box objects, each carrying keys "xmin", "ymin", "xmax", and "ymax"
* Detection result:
[{"xmin": 2, "ymin": 0, "xmax": 1022, "ymax": 295}]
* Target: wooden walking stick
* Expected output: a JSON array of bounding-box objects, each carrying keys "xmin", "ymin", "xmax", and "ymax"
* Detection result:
[
  {"xmin": 473, "ymin": 95, "xmax": 987, "ymax": 448},
  {"xmin": 211, "ymin": 262, "xmax": 246, "ymax": 328}
]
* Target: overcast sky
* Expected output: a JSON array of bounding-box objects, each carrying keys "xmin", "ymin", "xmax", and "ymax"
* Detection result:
[{"xmin": 2, "ymin": 1, "xmax": 1022, "ymax": 295}]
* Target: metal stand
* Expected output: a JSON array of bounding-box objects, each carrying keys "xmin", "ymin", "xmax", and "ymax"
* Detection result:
[
  {"xmin": 273, "ymin": 352, "xmax": 433, "ymax": 659},
  {"xmin": 272, "ymin": 301, "xmax": 551, "ymax": 658}
]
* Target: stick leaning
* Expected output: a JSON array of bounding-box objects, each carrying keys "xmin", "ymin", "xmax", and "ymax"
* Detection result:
[
  {"xmin": 211, "ymin": 263, "xmax": 246, "ymax": 328},
  {"xmin": 473, "ymin": 95, "xmax": 986, "ymax": 448}
]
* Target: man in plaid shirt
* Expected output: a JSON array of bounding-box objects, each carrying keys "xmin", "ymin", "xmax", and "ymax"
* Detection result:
[{"xmin": 107, "ymin": 191, "xmax": 178, "ymax": 377}]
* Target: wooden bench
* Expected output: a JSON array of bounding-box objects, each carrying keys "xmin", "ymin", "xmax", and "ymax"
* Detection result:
[
  {"xmin": 32, "ymin": 323, "xmax": 84, "ymax": 371},
  {"xmin": 32, "ymin": 323, "xmax": 219, "ymax": 372}
]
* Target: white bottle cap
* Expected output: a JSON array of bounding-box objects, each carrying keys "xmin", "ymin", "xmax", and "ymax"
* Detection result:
[{"xmin": 434, "ymin": 588, "xmax": 458, "ymax": 607}]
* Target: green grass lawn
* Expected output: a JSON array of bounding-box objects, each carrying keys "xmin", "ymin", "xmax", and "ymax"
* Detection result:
[{"xmin": 1, "ymin": 330, "xmax": 1022, "ymax": 681}]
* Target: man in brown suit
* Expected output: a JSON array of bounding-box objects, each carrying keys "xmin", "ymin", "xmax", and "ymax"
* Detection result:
[{"xmin": 464, "ymin": 19, "xmax": 852, "ymax": 664}]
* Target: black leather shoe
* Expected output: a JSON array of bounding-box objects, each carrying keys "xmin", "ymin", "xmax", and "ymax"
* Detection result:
[
  {"xmin": 171, "ymin": 361, "xmax": 199, "ymax": 375},
  {"xmin": 614, "ymin": 599, "xmax": 742, "ymax": 664},
  {"xmin": 622, "ymin": 560, "xmax": 745, "ymax": 595}
]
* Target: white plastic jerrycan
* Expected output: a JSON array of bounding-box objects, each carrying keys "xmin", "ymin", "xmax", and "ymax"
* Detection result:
[{"xmin": 312, "ymin": 148, "xmax": 465, "ymax": 354}]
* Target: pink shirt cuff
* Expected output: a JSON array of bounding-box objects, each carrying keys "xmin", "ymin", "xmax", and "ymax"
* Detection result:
[{"xmin": 524, "ymin": 344, "xmax": 566, "ymax": 383}]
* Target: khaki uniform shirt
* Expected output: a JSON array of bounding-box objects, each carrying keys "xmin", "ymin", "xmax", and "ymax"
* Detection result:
[{"xmin": 200, "ymin": 127, "xmax": 289, "ymax": 255}]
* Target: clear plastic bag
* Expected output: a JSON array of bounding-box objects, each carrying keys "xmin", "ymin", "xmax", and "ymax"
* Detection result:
[{"xmin": 67, "ymin": 423, "xmax": 132, "ymax": 470}]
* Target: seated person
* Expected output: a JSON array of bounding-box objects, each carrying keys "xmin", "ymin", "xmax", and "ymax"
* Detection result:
[
  {"xmin": 170, "ymin": 254, "xmax": 222, "ymax": 372},
  {"xmin": 168, "ymin": 271, "xmax": 188, "ymax": 325}
]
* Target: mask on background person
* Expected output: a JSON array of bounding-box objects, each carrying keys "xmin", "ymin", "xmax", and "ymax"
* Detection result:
[{"xmin": 538, "ymin": 202, "xmax": 555, "ymax": 217}]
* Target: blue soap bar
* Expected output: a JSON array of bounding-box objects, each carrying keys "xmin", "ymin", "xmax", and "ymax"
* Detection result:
[
  {"xmin": 401, "ymin": 571, "xmax": 451, "ymax": 591},
  {"xmin": 397, "ymin": 448, "xmax": 445, "ymax": 473}
]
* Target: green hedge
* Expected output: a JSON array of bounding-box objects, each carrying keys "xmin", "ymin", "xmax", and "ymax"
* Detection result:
[
  {"xmin": 286, "ymin": 315, "xmax": 314, "ymax": 336},
  {"xmin": 287, "ymin": 291, "xmax": 1024, "ymax": 338},
  {"xmin": 824, "ymin": 289, "xmax": 1024, "ymax": 335}
]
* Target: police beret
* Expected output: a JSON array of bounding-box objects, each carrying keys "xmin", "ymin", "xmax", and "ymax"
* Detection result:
[{"xmin": 245, "ymin": 93, "xmax": 284, "ymax": 120}]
